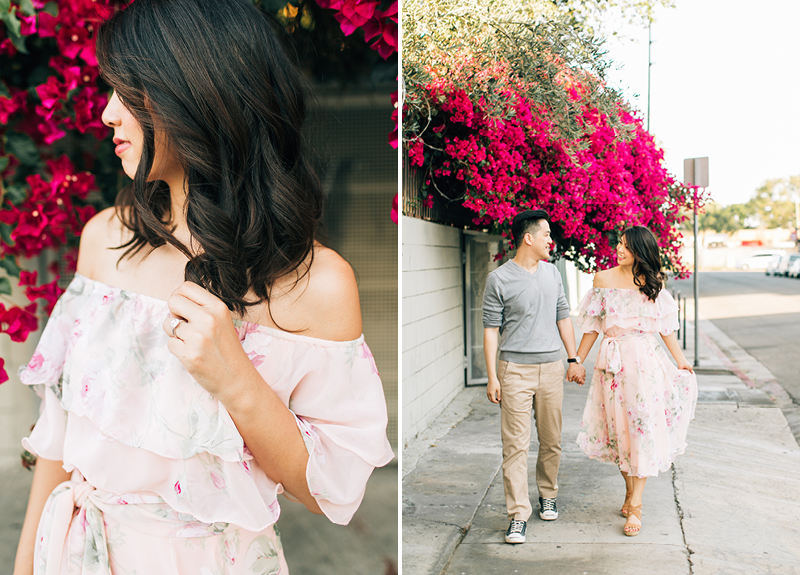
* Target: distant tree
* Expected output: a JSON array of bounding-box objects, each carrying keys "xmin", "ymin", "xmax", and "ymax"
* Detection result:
[
  {"xmin": 699, "ymin": 203, "xmax": 746, "ymax": 234},
  {"xmin": 744, "ymin": 177, "xmax": 798, "ymax": 229}
]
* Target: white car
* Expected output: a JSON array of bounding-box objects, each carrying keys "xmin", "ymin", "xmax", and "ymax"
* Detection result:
[{"xmin": 737, "ymin": 250, "xmax": 785, "ymax": 271}]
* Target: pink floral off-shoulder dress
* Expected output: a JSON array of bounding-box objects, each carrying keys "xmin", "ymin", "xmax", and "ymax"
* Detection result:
[
  {"xmin": 574, "ymin": 287, "xmax": 697, "ymax": 478},
  {"xmin": 20, "ymin": 273, "xmax": 394, "ymax": 574}
]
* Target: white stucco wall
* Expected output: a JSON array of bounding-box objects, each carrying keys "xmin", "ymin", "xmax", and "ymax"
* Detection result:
[{"xmin": 402, "ymin": 217, "xmax": 465, "ymax": 445}]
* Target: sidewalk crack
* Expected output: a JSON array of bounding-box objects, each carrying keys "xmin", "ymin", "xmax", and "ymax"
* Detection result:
[{"xmin": 672, "ymin": 466, "xmax": 694, "ymax": 575}]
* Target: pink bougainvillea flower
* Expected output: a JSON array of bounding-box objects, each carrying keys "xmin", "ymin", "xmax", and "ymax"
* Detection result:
[
  {"xmin": 391, "ymin": 193, "xmax": 398, "ymax": 224},
  {"xmin": 37, "ymin": 117, "xmax": 67, "ymax": 145},
  {"xmin": 18, "ymin": 13, "xmax": 37, "ymax": 36},
  {"xmin": 35, "ymin": 76, "xmax": 67, "ymax": 110},
  {"xmin": 25, "ymin": 278, "xmax": 65, "ymax": 315},
  {"xmin": 0, "ymin": 89, "xmax": 28, "ymax": 124},
  {"xmin": 0, "ymin": 37, "xmax": 18, "ymax": 57},
  {"xmin": 37, "ymin": 12, "xmax": 58, "ymax": 38},
  {"xmin": 0, "ymin": 303, "xmax": 39, "ymax": 343},
  {"xmin": 0, "ymin": 358, "xmax": 8, "ymax": 385},
  {"xmin": 19, "ymin": 270, "xmax": 38, "ymax": 287},
  {"xmin": 334, "ymin": 0, "xmax": 379, "ymax": 35},
  {"xmin": 70, "ymin": 87, "xmax": 109, "ymax": 139}
]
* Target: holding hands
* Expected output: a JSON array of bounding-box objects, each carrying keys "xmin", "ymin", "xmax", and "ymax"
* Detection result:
[{"xmin": 566, "ymin": 361, "xmax": 586, "ymax": 385}]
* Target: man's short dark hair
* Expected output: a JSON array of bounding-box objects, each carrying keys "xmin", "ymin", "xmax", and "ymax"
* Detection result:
[{"xmin": 511, "ymin": 209, "xmax": 549, "ymax": 245}]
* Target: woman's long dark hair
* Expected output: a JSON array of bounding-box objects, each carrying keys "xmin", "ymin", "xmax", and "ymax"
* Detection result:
[
  {"xmin": 95, "ymin": 0, "xmax": 323, "ymax": 315},
  {"xmin": 622, "ymin": 226, "xmax": 665, "ymax": 302}
]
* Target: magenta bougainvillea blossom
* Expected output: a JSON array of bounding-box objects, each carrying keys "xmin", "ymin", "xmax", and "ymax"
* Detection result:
[{"xmin": 405, "ymin": 51, "xmax": 701, "ymax": 274}]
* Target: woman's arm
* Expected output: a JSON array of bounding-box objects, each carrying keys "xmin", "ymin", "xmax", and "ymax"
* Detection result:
[
  {"xmin": 13, "ymin": 458, "xmax": 71, "ymax": 575},
  {"xmin": 163, "ymin": 249, "xmax": 363, "ymax": 515},
  {"xmin": 576, "ymin": 331, "xmax": 600, "ymax": 367},
  {"xmin": 660, "ymin": 332, "xmax": 694, "ymax": 372}
]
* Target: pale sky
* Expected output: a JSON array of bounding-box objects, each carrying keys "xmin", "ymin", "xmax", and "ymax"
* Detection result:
[{"xmin": 602, "ymin": 0, "xmax": 800, "ymax": 206}]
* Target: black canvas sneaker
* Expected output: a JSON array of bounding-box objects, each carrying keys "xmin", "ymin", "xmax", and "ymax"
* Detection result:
[
  {"xmin": 539, "ymin": 497, "xmax": 558, "ymax": 520},
  {"xmin": 505, "ymin": 519, "xmax": 527, "ymax": 544}
]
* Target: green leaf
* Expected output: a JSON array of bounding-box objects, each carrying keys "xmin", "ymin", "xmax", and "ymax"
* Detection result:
[
  {"xmin": 0, "ymin": 0, "xmax": 10, "ymax": 13},
  {"xmin": 0, "ymin": 82, "xmax": 9, "ymax": 98},
  {"xmin": 4, "ymin": 182, "xmax": 27, "ymax": 205},
  {"xmin": 5, "ymin": 131, "xmax": 40, "ymax": 168},
  {"xmin": 0, "ymin": 256, "xmax": 21, "ymax": 278},
  {"xmin": 43, "ymin": 2, "xmax": 58, "ymax": 16},
  {"xmin": 17, "ymin": 0, "xmax": 35, "ymax": 16},
  {"xmin": 0, "ymin": 276, "xmax": 12, "ymax": 296},
  {"xmin": 9, "ymin": 32, "xmax": 27, "ymax": 55},
  {"xmin": 0, "ymin": 156, "xmax": 8, "ymax": 173},
  {"xmin": 0, "ymin": 223, "xmax": 14, "ymax": 247},
  {"xmin": 1, "ymin": 9, "xmax": 22, "ymax": 39}
]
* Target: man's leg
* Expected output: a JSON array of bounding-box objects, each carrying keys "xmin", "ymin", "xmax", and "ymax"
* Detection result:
[
  {"xmin": 499, "ymin": 360, "xmax": 537, "ymax": 522},
  {"xmin": 532, "ymin": 360, "xmax": 565, "ymax": 506}
]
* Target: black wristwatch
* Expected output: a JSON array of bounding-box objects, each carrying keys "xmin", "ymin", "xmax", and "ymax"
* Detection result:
[{"xmin": 567, "ymin": 356, "xmax": 582, "ymax": 364}]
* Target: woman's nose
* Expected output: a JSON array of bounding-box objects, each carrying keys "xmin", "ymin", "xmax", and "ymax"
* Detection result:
[{"xmin": 101, "ymin": 91, "xmax": 121, "ymax": 128}]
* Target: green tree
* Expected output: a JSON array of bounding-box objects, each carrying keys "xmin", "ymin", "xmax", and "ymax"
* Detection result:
[
  {"xmin": 699, "ymin": 203, "xmax": 746, "ymax": 234},
  {"xmin": 744, "ymin": 177, "xmax": 798, "ymax": 229}
]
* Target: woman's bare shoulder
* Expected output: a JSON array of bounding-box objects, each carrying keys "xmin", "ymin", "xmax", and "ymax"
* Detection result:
[
  {"xmin": 592, "ymin": 268, "xmax": 615, "ymax": 288},
  {"xmin": 268, "ymin": 244, "xmax": 362, "ymax": 341},
  {"xmin": 76, "ymin": 207, "xmax": 130, "ymax": 279}
]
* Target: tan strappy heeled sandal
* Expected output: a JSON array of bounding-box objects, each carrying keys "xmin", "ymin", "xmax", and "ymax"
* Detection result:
[
  {"xmin": 623, "ymin": 503, "xmax": 642, "ymax": 536},
  {"xmin": 620, "ymin": 487, "xmax": 634, "ymax": 517}
]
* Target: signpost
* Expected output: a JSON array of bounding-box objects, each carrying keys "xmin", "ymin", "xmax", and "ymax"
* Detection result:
[{"xmin": 683, "ymin": 157, "xmax": 708, "ymax": 367}]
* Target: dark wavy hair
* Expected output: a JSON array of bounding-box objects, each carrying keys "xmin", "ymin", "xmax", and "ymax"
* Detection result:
[
  {"xmin": 95, "ymin": 0, "xmax": 323, "ymax": 315},
  {"xmin": 622, "ymin": 226, "xmax": 665, "ymax": 301},
  {"xmin": 511, "ymin": 209, "xmax": 549, "ymax": 245}
]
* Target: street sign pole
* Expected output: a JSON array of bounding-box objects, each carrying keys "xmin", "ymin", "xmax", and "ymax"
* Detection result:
[
  {"xmin": 693, "ymin": 187, "xmax": 699, "ymax": 367},
  {"xmin": 683, "ymin": 157, "xmax": 708, "ymax": 368}
]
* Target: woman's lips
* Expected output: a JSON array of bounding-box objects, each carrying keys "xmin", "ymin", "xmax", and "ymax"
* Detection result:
[{"xmin": 115, "ymin": 142, "xmax": 131, "ymax": 156}]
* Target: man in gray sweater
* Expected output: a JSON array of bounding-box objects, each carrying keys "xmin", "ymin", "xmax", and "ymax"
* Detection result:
[{"xmin": 482, "ymin": 209, "xmax": 586, "ymax": 544}]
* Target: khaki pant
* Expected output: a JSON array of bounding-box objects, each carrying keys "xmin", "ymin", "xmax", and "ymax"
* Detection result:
[{"xmin": 498, "ymin": 359, "xmax": 564, "ymax": 521}]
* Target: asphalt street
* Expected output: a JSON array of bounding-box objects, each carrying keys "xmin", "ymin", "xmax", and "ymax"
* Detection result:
[{"xmin": 671, "ymin": 271, "xmax": 800, "ymax": 404}]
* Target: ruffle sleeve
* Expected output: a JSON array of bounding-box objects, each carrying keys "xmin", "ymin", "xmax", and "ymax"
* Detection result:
[
  {"xmin": 575, "ymin": 287, "xmax": 679, "ymax": 335},
  {"xmin": 19, "ymin": 278, "xmax": 92, "ymax": 461},
  {"xmin": 243, "ymin": 329, "xmax": 394, "ymax": 526}
]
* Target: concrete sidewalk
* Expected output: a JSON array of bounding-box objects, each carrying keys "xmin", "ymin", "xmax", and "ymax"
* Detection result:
[{"xmin": 402, "ymin": 319, "xmax": 800, "ymax": 575}]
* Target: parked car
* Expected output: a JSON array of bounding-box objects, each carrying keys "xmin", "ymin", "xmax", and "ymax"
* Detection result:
[
  {"xmin": 777, "ymin": 253, "xmax": 800, "ymax": 276},
  {"xmin": 789, "ymin": 258, "xmax": 800, "ymax": 278},
  {"xmin": 766, "ymin": 253, "xmax": 785, "ymax": 275},
  {"xmin": 737, "ymin": 250, "xmax": 785, "ymax": 270}
]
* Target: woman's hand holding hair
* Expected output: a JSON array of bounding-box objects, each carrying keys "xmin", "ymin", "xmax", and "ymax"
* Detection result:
[
  {"xmin": 162, "ymin": 280, "xmax": 253, "ymax": 400},
  {"xmin": 162, "ymin": 280, "xmax": 324, "ymax": 515}
]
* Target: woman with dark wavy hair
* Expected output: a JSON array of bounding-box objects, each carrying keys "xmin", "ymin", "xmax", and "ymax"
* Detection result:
[
  {"xmin": 572, "ymin": 225, "xmax": 697, "ymax": 537},
  {"xmin": 13, "ymin": 1, "xmax": 393, "ymax": 573}
]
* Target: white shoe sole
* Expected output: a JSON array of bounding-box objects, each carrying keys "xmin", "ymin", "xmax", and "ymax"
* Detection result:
[
  {"xmin": 539, "ymin": 511, "xmax": 558, "ymax": 521},
  {"xmin": 505, "ymin": 535, "xmax": 526, "ymax": 544}
]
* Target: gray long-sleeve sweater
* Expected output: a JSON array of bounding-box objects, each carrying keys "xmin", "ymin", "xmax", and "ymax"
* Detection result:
[{"xmin": 482, "ymin": 259, "xmax": 570, "ymax": 364}]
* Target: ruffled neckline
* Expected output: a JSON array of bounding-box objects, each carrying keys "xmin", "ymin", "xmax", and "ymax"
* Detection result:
[{"xmin": 72, "ymin": 273, "xmax": 364, "ymax": 348}]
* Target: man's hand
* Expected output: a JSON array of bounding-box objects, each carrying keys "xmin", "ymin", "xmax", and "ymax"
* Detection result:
[
  {"xmin": 487, "ymin": 375, "xmax": 501, "ymax": 403},
  {"xmin": 567, "ymin": 362, "xmax": 586, "ymax": 386}
]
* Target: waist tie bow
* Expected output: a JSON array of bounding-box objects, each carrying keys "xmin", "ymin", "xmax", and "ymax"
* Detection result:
[
  {"xmin": 595, "ymin": 331, "xmax": 650, "ymax": 375},
  {"xmin": 38, "ymin": 477, "xmax": 109, "ymax": 575}
]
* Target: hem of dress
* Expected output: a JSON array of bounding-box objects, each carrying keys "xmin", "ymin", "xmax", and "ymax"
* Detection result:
[{"xmin": 575, "ymin": 436, "xmax": 690, "ymax": 478}]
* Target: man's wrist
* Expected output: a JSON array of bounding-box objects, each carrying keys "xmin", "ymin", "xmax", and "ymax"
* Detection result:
[{"xmin": 567, "ymin": 355, "xmax": 582, "ymax": 364}]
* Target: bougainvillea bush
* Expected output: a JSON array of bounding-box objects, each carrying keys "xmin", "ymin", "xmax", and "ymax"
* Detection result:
[
  {"xmin": 403, "ymin": 0, "xmax": 701, "ymax": 276},
  {"xmin": 0, "ymin": 0, "xmax": 397, "ymax": 384}
]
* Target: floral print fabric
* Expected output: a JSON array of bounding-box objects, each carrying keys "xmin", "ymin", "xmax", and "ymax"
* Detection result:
[
  {"xmin": 575, "ymin": 288, "xmax": 697, "ymax": 477},
  {"xmin": 20, "ymin": 273, "xmax": 394, "ymax": 573}
]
